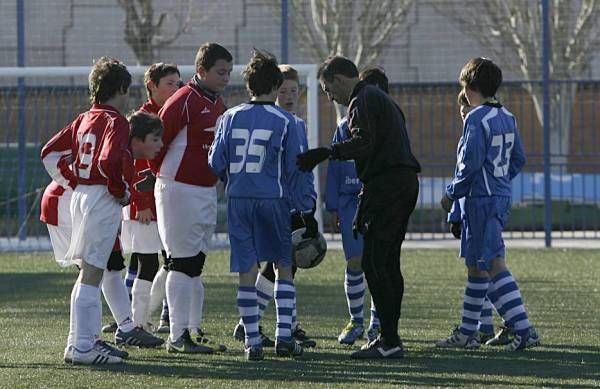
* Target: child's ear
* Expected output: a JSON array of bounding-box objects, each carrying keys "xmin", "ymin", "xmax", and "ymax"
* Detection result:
[{"xmin": 197, "ymin": 65, "xmax": 207, "ymax": 78}]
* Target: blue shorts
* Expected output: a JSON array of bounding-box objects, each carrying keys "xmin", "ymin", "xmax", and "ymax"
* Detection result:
[
  {"xmin": 460, "ymin": 196, "xmax": 511, "ymax": 270},
  {"xmin": 338, "ymin": 194, "xmax": 363, "ymax": 260},
  {"xmin": 228, "ymin": 198, "xmax": 292, "ymax": 273}
]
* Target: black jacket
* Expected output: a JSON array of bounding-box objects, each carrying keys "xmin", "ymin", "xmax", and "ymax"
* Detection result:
[{"xmin": 331, "ymin": 81, "xmax": 421, "ymax": 184}]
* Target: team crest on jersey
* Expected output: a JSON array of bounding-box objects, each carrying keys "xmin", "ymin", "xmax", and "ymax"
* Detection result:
[{"xmin": 134, "ymin": 168, "xmax": 156, "ymax": 192}]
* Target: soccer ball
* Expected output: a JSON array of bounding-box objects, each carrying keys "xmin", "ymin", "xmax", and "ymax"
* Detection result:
[{"xmin": 291, "ymin": 228, "xmax": 327, "ymax": 269}]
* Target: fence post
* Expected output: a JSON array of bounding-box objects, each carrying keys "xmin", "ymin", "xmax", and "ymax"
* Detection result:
[
  {"xmin": 542, "ymin": 0, "xmax": 552, "ymax": 247},
  {"xmin": 17, "ymin": 0, "xmax": 27, "ymax": 241},
  {"xmin": 281, "ymin": 0, "xmax": 289, "ymax": 63}
]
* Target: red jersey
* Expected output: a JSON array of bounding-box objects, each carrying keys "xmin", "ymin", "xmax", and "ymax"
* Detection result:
[
  {"xmin": 154, "ymin": 80, "xmax": 225, "ymax": 187},
  {"xmin": 72, "ymin": 104, "xmax": 130, "ymax": 199},
  {"xmin": 122, "ymin": 99, "xmax": 162, "ymax": 221},
  {"xmin": 40, "ymin": 122, "xmax": 77, "ymax": 225},
  {"xmin": 139, "ymin": 98, "xmax": 161, "ymax": 115}
]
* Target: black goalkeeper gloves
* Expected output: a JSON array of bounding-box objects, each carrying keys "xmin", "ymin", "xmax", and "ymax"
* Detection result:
[
  {"xmin": 450, "ymin": 222, "xmax": 461, "ymax": 240},
  {"xmin": 302, "ymin": 211, "xmax": 319, "ymax": 239},
  {"xmin": 296, "ymin": 147, "xmax": 332, "ymax": 172}
]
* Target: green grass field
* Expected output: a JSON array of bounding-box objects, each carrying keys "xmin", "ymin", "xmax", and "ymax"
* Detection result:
[{"xmin": 0, "ymin": 249, "xmax": 599, "ymax": 388}]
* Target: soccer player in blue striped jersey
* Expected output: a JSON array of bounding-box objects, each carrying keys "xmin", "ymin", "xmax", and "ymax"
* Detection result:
[
  {"xmin": 231, "ymin": 65, "xmax": 319, "ymax": 349},
  {"xmin": 209, "ymin": 50, "xmax": 313, "ymax": 361},
  {"xmin": 438, "ymin": 57, "xmax": 540, "ymax": 352}
]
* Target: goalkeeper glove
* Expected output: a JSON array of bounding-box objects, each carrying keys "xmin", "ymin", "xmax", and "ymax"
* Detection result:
[{"xmin": 297, "ymin": 147, "xmax": 332, "ymax": 172}]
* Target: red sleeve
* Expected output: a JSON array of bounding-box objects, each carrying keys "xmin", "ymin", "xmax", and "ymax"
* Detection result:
[
  {"xmin": 41, "ymin": 120, "xmax": 79, "ymax": 189},
  {"xmin": 151, "ymin": 95, "xmax": 187, "ymax": 172},
  {"xmin": 98, "ymin": 117, "xmax": 130, "ymax": 199}
]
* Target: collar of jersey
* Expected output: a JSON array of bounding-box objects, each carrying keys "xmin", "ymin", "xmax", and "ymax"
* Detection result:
[
  {"xmin": 247, "ymin": 101, "xmax": 276, "ymax": 105},
  {"xmin": 190, "ymin": 74, "xmax": 219, "ymax": 102}
]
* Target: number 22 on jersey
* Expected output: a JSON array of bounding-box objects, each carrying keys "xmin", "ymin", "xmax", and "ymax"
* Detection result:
[{"xmin": 230, "ymin": 128, "xmax": 273, "ymax": 174}]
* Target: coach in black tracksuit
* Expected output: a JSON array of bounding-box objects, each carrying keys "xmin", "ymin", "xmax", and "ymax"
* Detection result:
[{"xmin": 297, "ymin": 56, "xmax": 420, "ymax": 359}]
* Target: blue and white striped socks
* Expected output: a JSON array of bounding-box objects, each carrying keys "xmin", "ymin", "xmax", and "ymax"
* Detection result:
[
  {"xmin": 345, "ymin": 269, "xmax": 365, "ymax": 325},
  {"xmin": 274, "ymin": 279, "xmax": 295, "ymax": 343},
  {"xmin": 237, "ymin": 286, "xmax": 260, "ymax": 347},
  {"xmin": 491, "ymin": 271, "xmax": 531, "ymax": 335},
  {"xmin": 369, "ymin": 297, "xmax": 380, "ymax": 329},
  {"xmin": 459, "ymin": 276, "xmax": 489, "ymax": 335},
  {"xmin": 479, "ymin": 297, "xmax": 494, "ymax": 334}
]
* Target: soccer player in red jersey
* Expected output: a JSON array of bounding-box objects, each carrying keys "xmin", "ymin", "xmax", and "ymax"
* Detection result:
[{"xmin": 153, "ymin": 43, "xmax": 233, "ymax": 353}]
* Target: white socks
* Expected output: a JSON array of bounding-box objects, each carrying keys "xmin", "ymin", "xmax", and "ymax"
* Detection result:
[
  {"xmin": 73, "ymin": 284, "xmax": 100, "ymax": 352},
  {"xmin": 102, "ymin": 269, "xmax": 135, "ymax": 332},
  {"xmin": 166, "ymin": 270, "xmax": 192, "ymax": 341},
  {"xmin": 188, "ymin": 276, "xmax": 204, "ymax": 333},
  {"xmin": 131, "ymin": 278, "xmax": 152, "ymax": 328},
  {"xmin": 149, "ymin": 267, "xmax": 167, "ymax": 318}
]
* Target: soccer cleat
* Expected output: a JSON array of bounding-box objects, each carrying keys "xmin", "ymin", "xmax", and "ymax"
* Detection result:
[
  {"xmin": 64, "ymin": 346, "xmax": 73, "ymax": 363},
  {"xmin": 292, "ymin": 324, "xmax": 316, "ymax": 348},
  {"xmin": 166, "ymin": 329, "xmax": 214, "ymax": 354},
  {"xmin": 115, "ymin": 326, "xmax": 165, "ymax": 348},
  {"xmin": 275, "ymin": 339, "xmax": 304, "ymax": 357},
  {"xmin": 71, "ymin": 343, "xmax": 124, "ymax": 365},
  {"xmin": 191, "ymin": 328, "xmax": 227, "ymax": 352},
  {"xmin": 479, "ymin": 331, "xmax": 495, "ymax": 344},
  {"xmin": 245, "ymin": 345, "xmax": 265, "ymax": 361},
  {"xmin": 367, "ymin": 326, "xmax": 380, "ymax": 343},
  {"xmin": 155, "ymin": 320, "xmax": 170, "ymax": 334},
  {"xmin": 485, "ymin": 325, "xmax": 514, "ymax": 346},
  {"xmin": 101, "ymin": 321, "xmax": 118, "ymax": 333},
  {"xmin": 233, "ymin": 323, "xmax": 245, "ymax": 342},
  {"xmin": 338, "ymin": 320, "xmax": 365, "ymax": 345},
  {"xmin": 505, "ymin": 327, "xmax": 540, "ymax": 352},
  {"xmin": 95, "ymin": 340, "xmax": 129, "ymax": 359},
  {"xmin": 233, "ymin": 324, "xmax": 275, "ymax": 347},
  {"xmin": 435, "ymin": 327, "xmax": 481, "ymax": 349},
  {"xmin": 350, "ymin": 337, "xmax": 404, "ymax": 359},
  {"xmin": 259, "ymin": 326, "xmax": 275, "ymax": 347}
]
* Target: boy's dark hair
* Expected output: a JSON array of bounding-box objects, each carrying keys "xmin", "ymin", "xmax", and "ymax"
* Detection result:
[
  {"xmin": 89, "ymin": 56, "xmax": 131, "ymax": 104},
  {"xmin": 177, "ymin": 79, "xmax": 185, "ymax": 88},
  {"xmin": 144, "ymin": 63, "xmax": 180, "ymax": 98},
  {"xmin": 457, "ymin": 89, "xmax": 470, "ymax": 106},
  {"xmin": 195, "ymin": 43, "xmax": 233, "ymax": 72},
  {"xmin": 317, "ymin": 56, "xmax": 359, "ymax": 82},
  {"xmin": 459, "ymin": 57, "xmax": 502, "ymax": 98},
  {"xmin": 242, "ymin": 49, "xmax": 283, "ymax": 97},
  {"xmin": 360, "ymin": 66, "xmax": 389, "ymax": 93},
  {"xmin": 279, "ymin": 64, "xmax": 299, "ymax": 84},
  {"xmin": 128, "ymin": 111, "xmax": 163, "ymax": 142}
]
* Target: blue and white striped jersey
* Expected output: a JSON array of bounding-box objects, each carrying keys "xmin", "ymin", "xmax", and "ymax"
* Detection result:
[
  {"xmin": 325, "ymin": 117, "xmax": 362, "ymax": 211},
  {"xmin": 209, "ymin": 101, "xmax": 313, "ymax": 212},
  {"xmin": 446, "ymin": 102, "xmax": 526, "ymax": 199}
]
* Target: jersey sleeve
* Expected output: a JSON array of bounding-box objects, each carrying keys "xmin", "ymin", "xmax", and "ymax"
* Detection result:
[
  {"xmin": 509, "ymin": 125, "xmax": 526, "ymax": 180},
  {"xmin": 208, "ymin": 114, "xmax": 229, "ymax": 182},
  {"xmin": 285, "ymin": 120, "xmax": 314, "ymax": 213},
  {"xmin": 447, "ymin": 200, "xmax": 461, "ymax": 223},
  {"xmin": 40, "ymin": 120, "xmax": 78, "ymax": 189},
  {"xmin": 446, "ymin": 118, "xmax": 486, "ymax": 200},
  {"xmin": 99, "ymin": 118, "xmax": 130, "ymax": 199},
  {"xmin": 153, "ymin": 99, "xmax": 186, "ymax": 171},
  {"xmin": 330, "ymin": 93, "xmax": 376, "ymax": 161}
]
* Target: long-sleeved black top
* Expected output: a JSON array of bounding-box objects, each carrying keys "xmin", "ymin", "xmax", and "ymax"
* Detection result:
[{"xmin": 331, "ymin": 81, "xmax": 421, "ymax": 184}]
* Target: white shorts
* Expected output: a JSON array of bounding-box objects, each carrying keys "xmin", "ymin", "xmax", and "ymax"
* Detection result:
[
  {"xmin": 46, "ymin": 189, "xmax": 74, "ymax": 266},
  {"xmin": 66, "ymin": 185, "xmax": 122, "ymax": 269},
  {"xmin": 121, "ymin": 219, "xmax": 162, "ymax": 254},
  {"xmin": 155, "ymin": 177, "xmax": 216, "ymax": 258}
]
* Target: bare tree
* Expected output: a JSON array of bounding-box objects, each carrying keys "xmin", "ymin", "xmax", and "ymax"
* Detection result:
[
  {"xmin": 274, "ymin": 0, "xmax": 414, "ymax": 118},
  {"xmin": 434, "ymin": 0, "xmax": 600, "ymax": 169},
  {"xmin": 118, "ymin": 0, "xmax": 208, "ymax": 65}
]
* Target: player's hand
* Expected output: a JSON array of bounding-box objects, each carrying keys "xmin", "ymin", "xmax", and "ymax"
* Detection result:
[
  {"xmin": 440, "ymin": 194, "xmax": 453, "ymax": 213},
  {"xmin": 137, "ymin": 208, "xmax": 154, "ymax": 225},
  {"xmin": 302, "ymin": 211, "xmax": 319, "ymax": 239},
  {"xmin": 297, "ymin": 147, "xmax": 332, "ymax": 172},
  {"xmin": 449, "ymin": 223, "xmax": 461, "ymax": 239}
]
